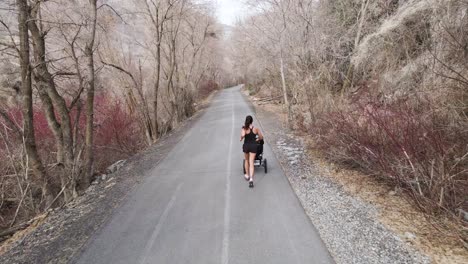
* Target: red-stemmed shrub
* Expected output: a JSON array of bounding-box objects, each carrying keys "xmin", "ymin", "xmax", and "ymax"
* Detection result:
[
  {"xmin": 314, "ymin": 96, "xmax": 468, "ymax": 217},
  {"xmin": 0, "ymin": 93, "xmax": 145, "ymax": 228},
  {"xmin": 92, "ymin": 95, "xmax": 145, "ymax": 172}
]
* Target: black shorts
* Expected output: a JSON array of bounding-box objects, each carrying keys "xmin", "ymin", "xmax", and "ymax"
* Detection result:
[{"xmin": 243, "ymin": 143, "xmax": 257, "ymax": 153}]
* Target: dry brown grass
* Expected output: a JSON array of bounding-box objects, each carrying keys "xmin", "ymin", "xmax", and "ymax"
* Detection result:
[{"xmin": 0, "ymin": 213, "xmax": 48, "ymax": 255}]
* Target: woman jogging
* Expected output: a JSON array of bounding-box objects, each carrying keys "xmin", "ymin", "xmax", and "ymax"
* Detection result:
[{"xmin": 240, "ymin": 115, "xmax": 263, "ymax": 188}]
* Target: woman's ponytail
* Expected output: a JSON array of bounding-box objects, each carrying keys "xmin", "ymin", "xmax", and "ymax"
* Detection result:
[{"xmin": 243, "ymin": 115, "xmax": 253, "ymax": 129}]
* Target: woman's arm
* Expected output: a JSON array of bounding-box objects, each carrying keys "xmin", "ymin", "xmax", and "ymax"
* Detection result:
[
  {"xmin": 240, "ymin": 128, "xmax": 246, "ymax": 141},
  {"xmin": 255, "ymin": 128, "xmax": 263, "ymax": 140}
]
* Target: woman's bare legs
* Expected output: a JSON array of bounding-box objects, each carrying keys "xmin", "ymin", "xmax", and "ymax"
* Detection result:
[
  {"xmin": 244, "ymin": 152, "xmax": 250, "ymax": 180},
  {"xmin": 249, "ymin": 152, "xmax": 256, "ymax": 184}
]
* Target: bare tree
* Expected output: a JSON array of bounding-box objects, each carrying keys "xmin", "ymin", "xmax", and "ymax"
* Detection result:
[
  {"xmin": 142, "ymin": 0, "xmax": 178, "ymax": 140},
  {"xmin": 27, "ymin": 1, "xmax": 77, "ymax": 201},
  {"xmin": 16, "ymin": 0, "xmax": 54, "ymax": 207},
  {"xmin": 0, "ymin": 0, "xmax": 223, "ymax": 234},
  {"xmin": 83, "ymin": 0, "xmax": 98, "ymax": 187}
]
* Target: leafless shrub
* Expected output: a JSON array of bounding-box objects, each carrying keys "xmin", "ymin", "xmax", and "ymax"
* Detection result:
[{"xmin": 230, "ymin": 0, "xmax": 468, "ymax": 239}]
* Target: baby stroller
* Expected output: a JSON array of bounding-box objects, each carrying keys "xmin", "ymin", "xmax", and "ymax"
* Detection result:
[{"xmin": 243, "ymin": 139, "xmax": 268, "ymax": 174}]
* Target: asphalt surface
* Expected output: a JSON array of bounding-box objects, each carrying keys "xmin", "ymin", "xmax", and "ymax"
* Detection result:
[{"xmin": 75, "ymin": 86, "xmax": 334, "ymax": 264}]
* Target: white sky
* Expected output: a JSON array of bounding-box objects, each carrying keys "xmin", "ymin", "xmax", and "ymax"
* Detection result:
[{"xmin": 216, "ymin": 0, "xmax": 247, "ymax": 25}]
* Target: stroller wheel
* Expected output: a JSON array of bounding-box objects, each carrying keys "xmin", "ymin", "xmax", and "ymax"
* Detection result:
[
  {"xmin": 243, "ymin": 159, "xmax": 246, "ymax": 174},
  {"xmin": 264, "ymin": 159, "xmax": 268, "ymax": 173}
]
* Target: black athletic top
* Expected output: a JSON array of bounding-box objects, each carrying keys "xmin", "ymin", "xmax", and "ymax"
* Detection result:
[{"xmin": 244, "ymin": 126, "xmax": 257, "ymax": 144}]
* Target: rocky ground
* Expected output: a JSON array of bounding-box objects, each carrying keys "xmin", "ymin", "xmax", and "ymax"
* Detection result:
[
  {"xmin": 0, "ymin": 94, "xmax": 216, "ymax": 264},
  {"xmin": 250, "ymin": 94, "xmax": 468, "ymax": 264}
]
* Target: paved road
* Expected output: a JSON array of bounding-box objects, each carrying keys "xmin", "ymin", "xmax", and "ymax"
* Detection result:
[{"xmin": 75, "ymin": 86, "xmax": 334, "ymax": 264}]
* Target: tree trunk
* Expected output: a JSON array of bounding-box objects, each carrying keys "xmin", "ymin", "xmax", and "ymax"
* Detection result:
[
  {"xmin": 280, "ymin": 51, "xmax": 293, "ymax": 128},
  {"xmin": 153, "ymin": 9, "xmax": 161, "ymax": 140},
  {"xmin": 84, "ymin": 0, "xmax": 98, "ymax": 188},
  {"xmin": 167, "ymin": 38, "xmax": 177, "ymax": 125},
  {"xmin": 34, "ymin": 82, "xmax": 64, "ymax": 163},
  {"xmin": 16, "ymin": 0, "xmax": 54, "ymax": 207},
  {"xmin": 28, "ymin": 6, "xmax": 75, "ymax": 201},
  {"xmin": 166, "ymin": 4, "xmax": 185, "ymax": 125},
  {"xmin": 304, "ymin": 77, "xmax": 316, "ymax": 124},
  {"xmin": 28, "ymin": 12, "xmax": 74, "ymax": 165}
]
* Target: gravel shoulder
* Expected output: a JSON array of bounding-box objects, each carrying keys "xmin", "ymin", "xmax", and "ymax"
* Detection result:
[
  {"xmin": 0, "ymin": 92, "xmax": 217, "ymax": 264},
  {"xmin": 250, "ymin": 97, "xmax": 433, "ymax": 264}
]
